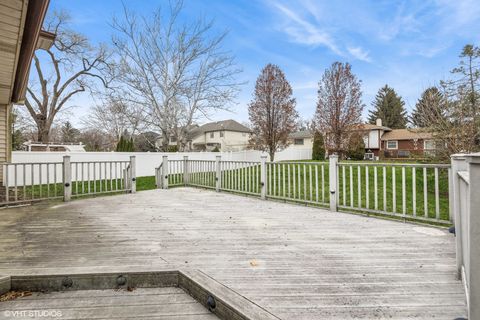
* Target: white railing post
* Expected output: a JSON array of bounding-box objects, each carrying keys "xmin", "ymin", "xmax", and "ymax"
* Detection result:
[
  {"xmin": 63, "ymin": 155, "xmax": 72, "ymax": 202},
  {"xmin": 184, "ymin": 156, "xmax": 189, "ymax": 186},
  {"xmin": 215, "ymin": 155, "xmax": 221, "ymax": 192},
  {"xmin": 451, "ymin": 154, "xmax": 467, "ymax": 279},
  {"xmin": 162, "ymin": 155, "xmax": 169, "ymax": 189},
  {"xmin": 466, "ymin": 154, "xmax": 480, "ymax": 320},
  {"xmin": 329, "ymin": 155, "xmax": 338, "ymax": 212},
  {"xmin": 260, "ymin": 156, "xmax": 267, "ymax": 199},
  {"xmin": 129, "ymin": 156, "xmax": 136, "ymax": 193}
]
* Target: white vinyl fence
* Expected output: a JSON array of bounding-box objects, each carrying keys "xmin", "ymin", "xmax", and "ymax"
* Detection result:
[{"xmin": 451, "ymin": 153, "xmax": 480, "ymax": 319}]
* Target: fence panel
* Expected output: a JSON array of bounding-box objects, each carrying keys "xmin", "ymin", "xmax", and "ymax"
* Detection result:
[
  {"xmin": 336, "ymin": 162, "xmax": 451, "ymax": 223},
  {"xmin": 70, "ymin": 161, "xmax": 132, "ymax": 198},
  {"xmin": 2, "ymin": 162, "xmax": 64, "ymax": 204},
  {"xmin": 219, "ymin": 161, "xmax": 261, "ymax": 195},
  {"xmin": 188, "ymin": 160, "xmax": 216, "ymax": 189},
  {"xmin": 265, "ymin": 162, "xmax": 329, "ymax": 206}
]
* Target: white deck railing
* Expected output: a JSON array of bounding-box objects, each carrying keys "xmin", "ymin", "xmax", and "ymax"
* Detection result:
[
  {"xmin": 155, "ymin": 155, "xmax": 452, "ymax": 224},
  {"xmin": 451, "ymin": 153, "xmax": 480, "ymax": 319},
  {"xmin": 1, "ymin": 156, "xmax": 136, "ymax": 205}
]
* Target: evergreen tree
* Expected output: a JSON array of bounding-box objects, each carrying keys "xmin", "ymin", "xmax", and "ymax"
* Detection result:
[
  {"xmin": 410, "ymin": 87, "xmax": 443, "ymax": 128},
  {"xmin": 368, "ymin": 85, "xmax": 408, "ymax": 129},
  {"xmin": 311, "ymin": 132, "xmax": 325, "ymax": 160},
  {"xmin": 116, "ymin": 136, "xmax": 125, "ymax": 152}
]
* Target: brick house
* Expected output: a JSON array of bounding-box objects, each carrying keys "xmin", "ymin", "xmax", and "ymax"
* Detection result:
[
  {"xmin": 324, "ymin": 119, "xmax": 436, "ymax": 160},
  {"xmin": 362, "ymin": 119, "xmax": 435, "ymax": 160}
]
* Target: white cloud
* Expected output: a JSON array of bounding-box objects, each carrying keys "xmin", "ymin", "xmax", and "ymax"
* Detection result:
[
  {"xmin": 347, "ymin": 46, "xmax": 372, "ymax": 62},
  {"xmin": 270, "ymin": 2, "xmax": 342, "ymax": 55}
]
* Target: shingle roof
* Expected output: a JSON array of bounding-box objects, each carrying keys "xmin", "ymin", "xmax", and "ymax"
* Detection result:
[
  {"xmin": 289, "ymin": 130, "xmax": 313, "ymax": 139},
  {"xmin": 356, "ymin": 123, "xmax": 392, "ymax": 131},
  {"xmin": 188, "ymin": 119, "xmax": 251, "ymax": 138},
  {"xmin": 381, "ymin": 129, "xmax": 433, "ymax": 141}
]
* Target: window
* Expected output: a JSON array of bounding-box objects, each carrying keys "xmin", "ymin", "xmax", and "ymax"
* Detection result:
[
  {"xmin": 170, "ymin": 136, "xmax": 177, "ymax": 143},
  {"xmin": 364, "ymin": 152, "xmax": 374, "ymax": 160},
  {"xmin": 294, "ymin": 138, "xmax": 304, "ymax": 145},
  {"xmin": 210, "ymin": 132, "xmax": 214, "ymax": 138},
  {"xmin": 424, "ymin": 140, "xmax": 435, "ymax": 150},
  {"xmin": 220, "ymin": 131, "xmax": 224, "ymax": 137},
  {"xmin": 386, "ymin": 140, "xmax": 398, "ymax": 149}
]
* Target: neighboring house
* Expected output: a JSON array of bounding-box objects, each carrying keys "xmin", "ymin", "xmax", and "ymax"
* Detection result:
[
  {"xmin": 380, "ymin": 128, "xmax": 435, "ymax": 159},
  {"xmin": 22, "ymin": 141, "xmax": 86, "ymax": 152},
  {"xmin": 0, "ymin": 0, "xmax": 54, "ymax": 181},
  {"xmin": 165, "ymin": 120, "xmax": 252, "ymax": 152},
  {"xmin": 324, "ymin": 119, "xmax": 436, "ymax": 160},
  {"xmin": 288, "ymin": 130, "xmax": 314, "ymax": 149}
]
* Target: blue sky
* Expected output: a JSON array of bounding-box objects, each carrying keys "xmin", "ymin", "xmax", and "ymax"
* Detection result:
[{"xmin": 48, "ymin": 0, "xmax": 480, "ymax": 126}]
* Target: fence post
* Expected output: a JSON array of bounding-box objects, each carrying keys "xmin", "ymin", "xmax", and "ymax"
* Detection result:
[
  {"xmin": 63, "ymin": 156, "xmax": 71, "ymax": 202},
  {"xmin": 329, "ymin": 155, "xmax": 338, "ymax": 212},
  {"xmin": 215, "ymin": 155, "xmax": 221, "ymax": 192},
  {"xmin": 162, "ymin": 155, "xmax": 169, "ymax": 189},
  {"xmin": 260, "ymin": 156, "xmax": 267, "ymax": 200},
  {"xmin": 466, "ymin": 154, "xmax": 480, "ymax": 320},
  {"xmin": 129, "ymin": 156, "xmax": 136, "ymax": 193},
  {"xmin": 184, "ymin": 156, "xmax": 189, "ymax": 186},
  {"xmin": 451, "ymin": 154, "xmax": 467, "ymax": 279}
]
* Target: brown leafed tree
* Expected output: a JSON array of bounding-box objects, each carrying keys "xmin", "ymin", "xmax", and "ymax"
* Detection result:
[
  {"xmin": 248, "ymin": 64, "xmax": 298, "ymax": 161},
  {"xmin": 314, "ymin": 62, "xmax": 364, "ymax": 157},
  {"xmin": 25, "ymin": 10, "xmax": 113, "ymax": 143}
]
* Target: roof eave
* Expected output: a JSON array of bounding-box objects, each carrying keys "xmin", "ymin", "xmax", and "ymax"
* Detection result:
[{"xmin": 11, "ymin": 0, "xmax": 52, "ymax": 104}]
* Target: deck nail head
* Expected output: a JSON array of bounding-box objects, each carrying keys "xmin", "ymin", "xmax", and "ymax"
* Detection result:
[
  {"xmin": 62, "ymin": 277, "xmax": 73, "ymax": 288},
  {"xmin": 116, "ymin": 275, "xmax": 127, "ymax": 286},
  {"xmin": 206, "ymin": 295, "xmax": 216, "ymax": 311}
]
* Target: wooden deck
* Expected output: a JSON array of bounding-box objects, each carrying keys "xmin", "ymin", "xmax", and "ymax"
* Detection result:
[
  {"xmin": 0, "ymin": 188, "xmax": 467, "ymax": 319},
  {"xmin": 0, "ymin": 287, "xmax": 220, "ymax": 319}
]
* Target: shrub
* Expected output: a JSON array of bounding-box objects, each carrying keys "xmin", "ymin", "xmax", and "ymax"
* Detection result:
[{"xmin": 312, "ymin": 132, "xmax": 325, "ymax": 160}]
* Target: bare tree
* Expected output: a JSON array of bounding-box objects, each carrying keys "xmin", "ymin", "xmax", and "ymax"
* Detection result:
[
  {"xmin": 82, "ymin": 96, "xmax": 144, "ymax": 147},
  {"xmin": 25, "ymin": 10, "xmax": 113, "ymax": 142},
  {"xmin": 314, "ymin": 62, "xmax": 364, "ymax": 157},
  {"xmin": 248, "ymin": 64, "xmax": 298, "ymax": 161},
  {"xmin": 111, "ymin": 1, "xmax": 242, "ymax": 151}
]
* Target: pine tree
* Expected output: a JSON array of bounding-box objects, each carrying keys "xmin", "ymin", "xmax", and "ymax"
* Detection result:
[
  {"xmin": 116, "ymin": 136, "xmax": 125, "ymax": 152},
  {"xmin": 410, "ymin": 87, "xmax": 443, "ymax": 128},
  {"xmin": 312, "ymin": 132, "xmax": 325, "ymax": 160},
  {"xmin": 368, "ymin": 85, "xmax": 408, "ymax": 129}
]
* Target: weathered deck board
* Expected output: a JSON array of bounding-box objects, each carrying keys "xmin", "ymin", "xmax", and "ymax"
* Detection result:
[
  {"xmin": 0, "ymin": 188, "xmax": 467, "ymax": 319},
  {"xmin": 0, "ymin": 287, "xmax": 220, "ymax": 319}
]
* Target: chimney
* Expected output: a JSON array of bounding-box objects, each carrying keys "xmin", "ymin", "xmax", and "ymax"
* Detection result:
[{"xmin": 376, "ymin": 118, "xmax": 382, "ymax": 127}]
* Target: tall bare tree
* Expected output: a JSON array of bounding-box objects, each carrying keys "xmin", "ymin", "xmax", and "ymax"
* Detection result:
[
  {"xmin": 248, "ymin": 64, "xmax": 298, "ymax": 161},
  {"xmin": 314, "ymin": 62, "xmax": 364, "ymax": 157},
  {"xmin": 25, "ymin": 10, "xmax": 113, "ymax": 142},
  {"xmin": 82, "ymin": 96, "xmax": 144, "ymax": 147},
  {"xmin": 111, "ymin": 1, "xmax": 242, "ymax": 151}
]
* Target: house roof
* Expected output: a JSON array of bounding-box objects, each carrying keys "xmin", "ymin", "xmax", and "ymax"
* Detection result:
[
  {"xmin": 0, "ymin": 0, "xmax": 52, "ymax": 105},
  {"xmin": 381, "ymin": 129, "xmax": 433, "ymax": 141},
  {"xmin": 289, "ymin": 130, "xmax": 313, "ymax": 139},
  {"xmin": 356, "ymin": 123, "xmax": 392, "ymax": 131},
  {"xmin": 189, "ymin": 119, "xmax": 251, "ymax": 138}
]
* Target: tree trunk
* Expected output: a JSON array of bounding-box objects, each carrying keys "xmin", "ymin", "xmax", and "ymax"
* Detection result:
[
  {"xmin": 269, "ymin": 151, "xmax": 275, "ymax": 162},
  {"xmin": 36, "ymin": 124, "xmax": 50, "ymax": 143}
]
